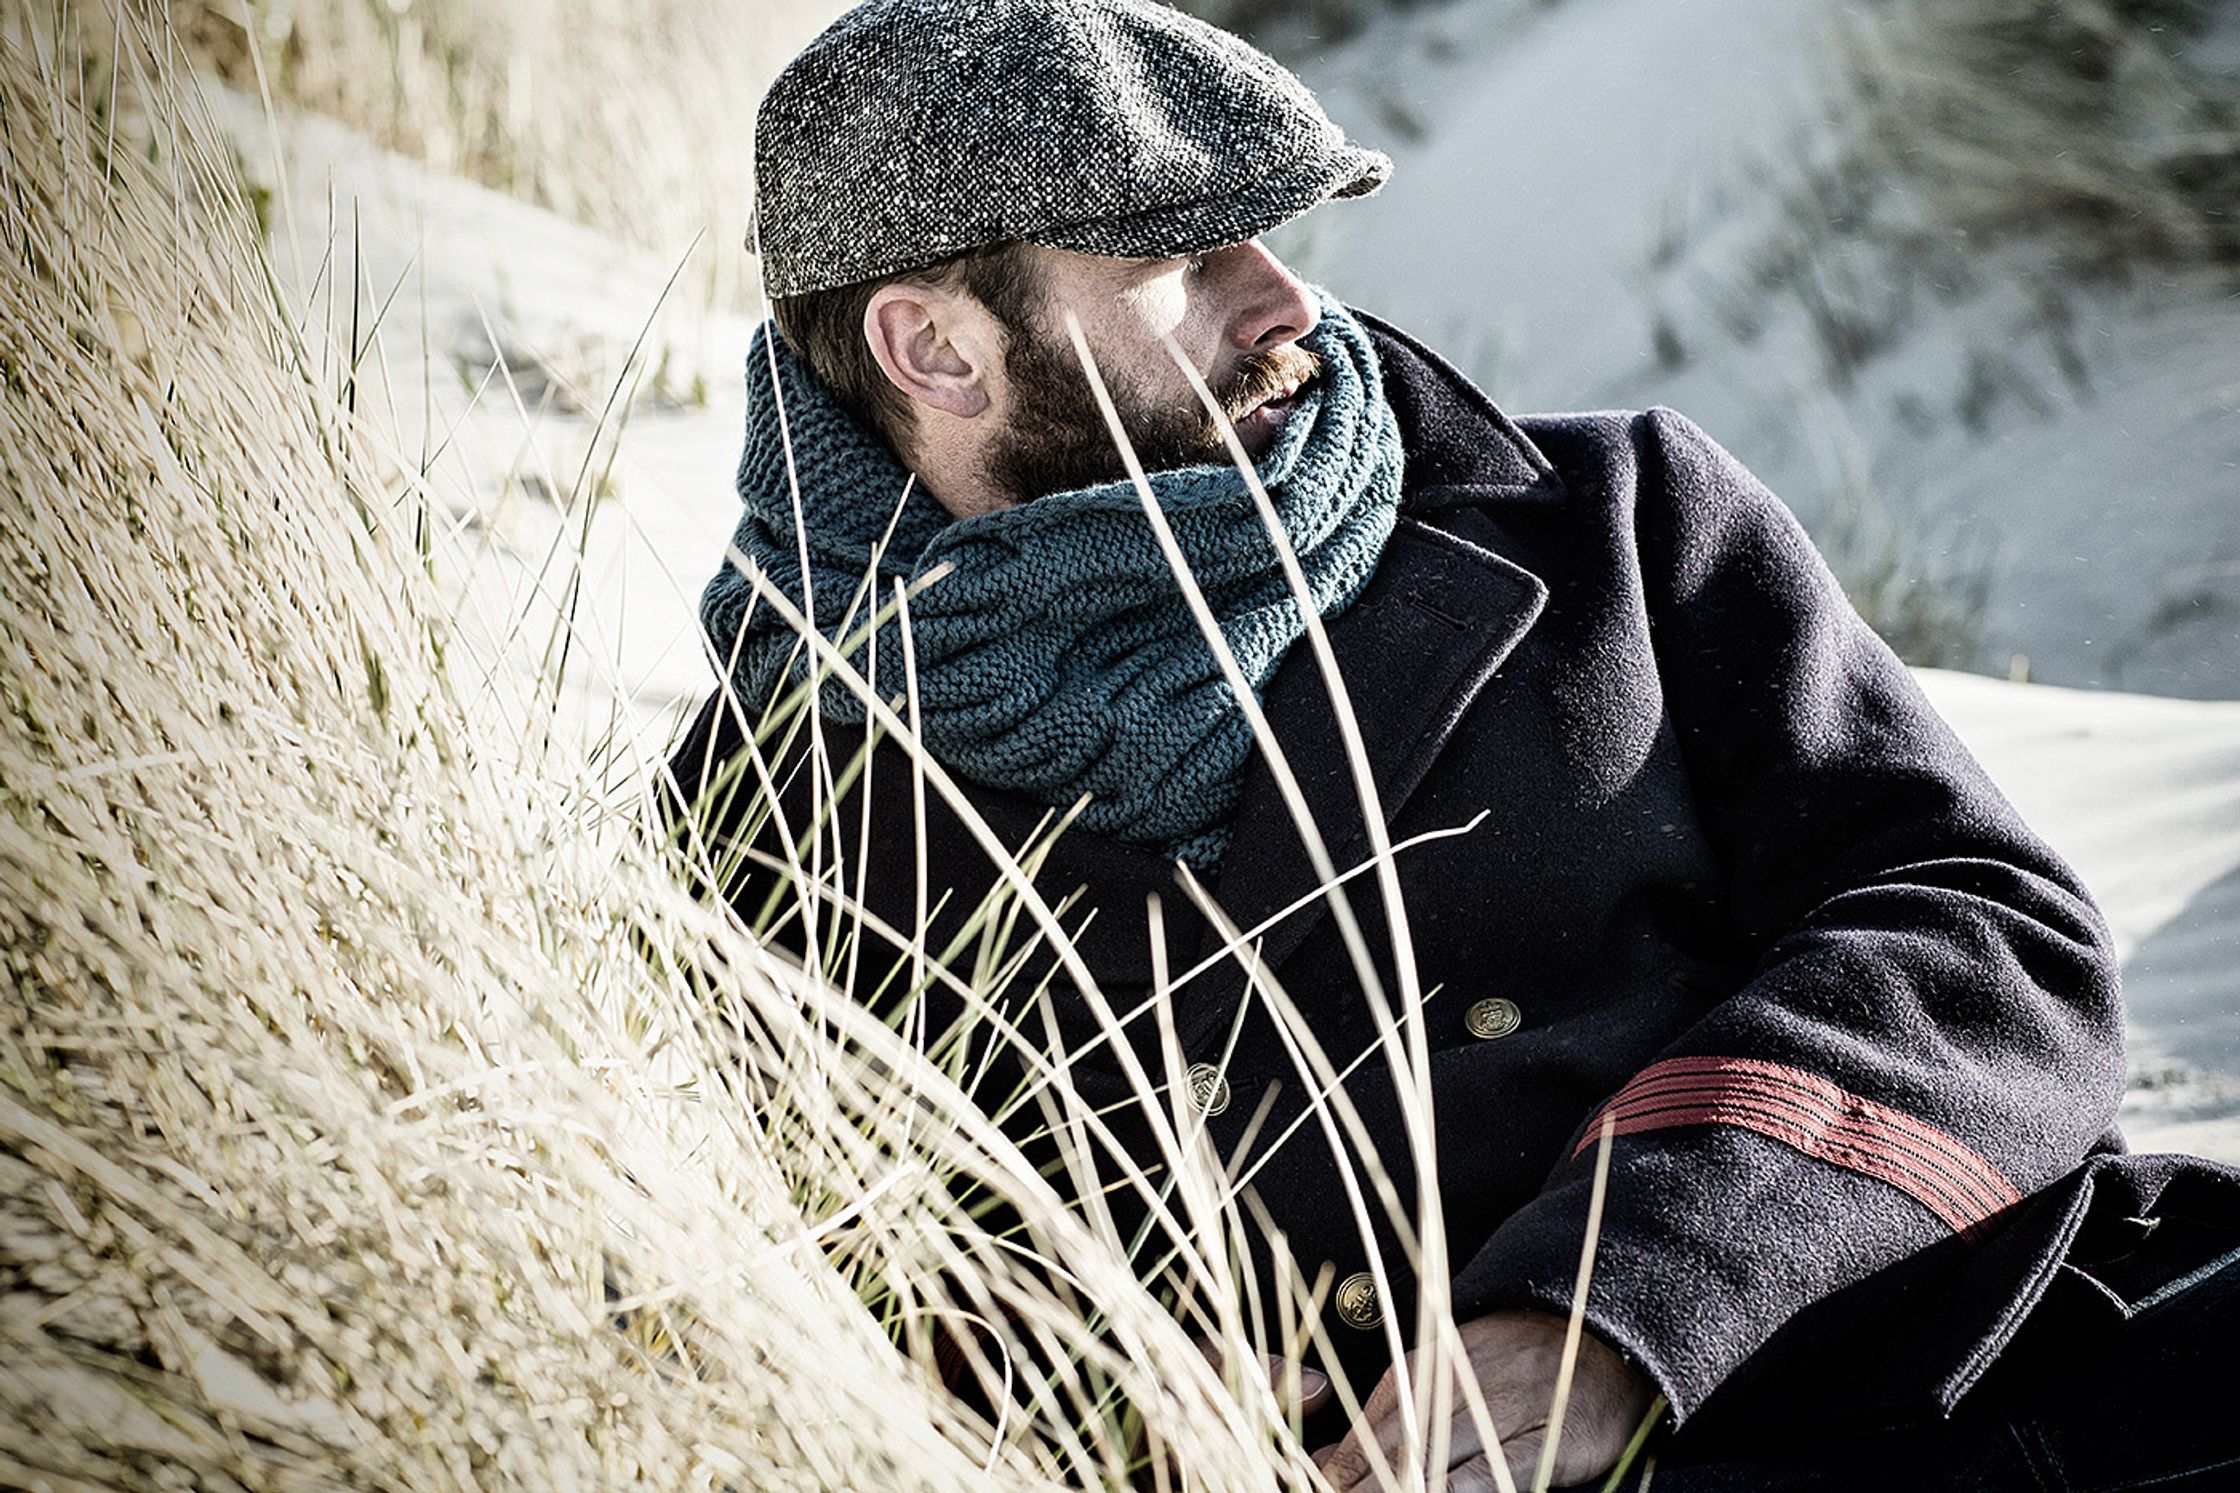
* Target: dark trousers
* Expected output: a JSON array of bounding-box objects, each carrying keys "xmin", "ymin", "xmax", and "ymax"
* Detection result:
[{"xmin": 1648, "ymin": 1232, "xmax": 2240, "ymax": 1491}]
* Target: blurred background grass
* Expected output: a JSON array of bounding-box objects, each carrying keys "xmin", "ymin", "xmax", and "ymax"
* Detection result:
[
  {"xmin": 171, "ymin": 0, "xmax": 849, "ymax": 309},
  {"xmin": 1254, "ymin": 0, "xmax": 2238, "ymax": 693}
]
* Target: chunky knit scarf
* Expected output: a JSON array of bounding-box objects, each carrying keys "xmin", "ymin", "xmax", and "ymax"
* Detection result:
[{"xmin": 699, "ymin": 296, "xmax": 1404, "ymax": 869}]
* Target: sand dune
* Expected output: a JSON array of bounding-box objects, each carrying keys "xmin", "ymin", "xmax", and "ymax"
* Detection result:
[{"xmin": 1295, "ymin": 0, "xmax": 2240, "ymax": 700}]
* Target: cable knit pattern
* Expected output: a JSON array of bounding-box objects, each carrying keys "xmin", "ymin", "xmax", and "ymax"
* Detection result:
[{"xmin": 699, "ymin": 294, "xmax": 1403, "ymax": 867}]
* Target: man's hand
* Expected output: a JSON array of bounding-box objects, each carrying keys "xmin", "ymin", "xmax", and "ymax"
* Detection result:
[
  {"xmin": 1195, "ymin": 1338, "xmax": 1335, "ymax": 1420},
  {"xmin": 1313, "ymin": 1310, "xmax": 1654, "ymax": 1492}
]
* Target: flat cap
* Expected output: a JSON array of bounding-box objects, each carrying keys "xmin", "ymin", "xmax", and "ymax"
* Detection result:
[{"xmin": 754, "ymin": 0, "xmax": 1391, "ymax": 297}]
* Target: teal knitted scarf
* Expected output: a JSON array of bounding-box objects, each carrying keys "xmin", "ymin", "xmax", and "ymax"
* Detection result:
[{"xmin": 699, "ymin": 296, "xmax": 1404, "ymax": 869}]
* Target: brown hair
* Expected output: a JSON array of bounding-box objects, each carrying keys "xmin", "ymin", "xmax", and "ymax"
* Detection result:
[{"xmin": 770, "ymin": 243, "xmax": 1044, "ymax": 456}]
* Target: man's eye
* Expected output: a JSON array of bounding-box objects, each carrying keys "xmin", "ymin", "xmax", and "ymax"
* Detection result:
[{"xmin": 1184, "ymin": 254, "xmax": 1209, "ymax": 278}]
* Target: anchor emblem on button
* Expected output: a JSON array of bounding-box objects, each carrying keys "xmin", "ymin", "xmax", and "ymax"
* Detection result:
[
  {"xmin": 1184, "ymin": 1061, "xmax": 1230, "ymax": 1117},
  {"xmin": 1334, "ymin": 1270, "xmax": 1383, "ymax": 1330},
  {"xmin": 1464, "ymin": 997, "xmax": 1522, "ymax": 1041}
]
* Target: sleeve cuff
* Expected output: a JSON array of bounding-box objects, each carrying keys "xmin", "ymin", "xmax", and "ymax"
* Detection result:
[{"xmin": 1448, "ymin": 1121, "xmax": 1956, "ymax": 1421}]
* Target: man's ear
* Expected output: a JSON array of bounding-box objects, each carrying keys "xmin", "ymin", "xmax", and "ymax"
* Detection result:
[{"xmin": 863, "ymin": 283, "xmax": 995, "ymax": 421}]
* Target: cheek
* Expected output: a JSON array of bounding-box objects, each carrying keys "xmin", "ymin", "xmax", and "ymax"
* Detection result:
[
  {"xmin": 1109, "ymin": 278, "xmax": 1225, "ymax": 384},
  {"xmin": 1110, "ymin": 277, "xmax": 1190, "ymax": 345}
]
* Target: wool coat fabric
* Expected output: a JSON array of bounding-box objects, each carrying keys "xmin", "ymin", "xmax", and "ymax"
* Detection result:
[{"xmin": 661, "ymin": 311, "xmax": 2240, "ymax": 1451}]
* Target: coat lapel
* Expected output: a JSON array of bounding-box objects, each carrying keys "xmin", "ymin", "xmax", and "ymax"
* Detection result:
[
  {"xmin": 1174, "ymin": 315, "xmax": 1565, "ymax": 1025},
  {"xmin": 1189, "ymin": 516, "xmax": 1548, "ymax": 1003}
]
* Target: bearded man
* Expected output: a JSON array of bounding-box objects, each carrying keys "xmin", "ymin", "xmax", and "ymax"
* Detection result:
[{"xmin": 662, "ymin": 1, "xmax": 2240, "ymax": 1487}]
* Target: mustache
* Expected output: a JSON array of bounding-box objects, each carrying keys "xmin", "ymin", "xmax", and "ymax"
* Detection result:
[{"xmin": 1213, "ymin": 343, "xmax": 1323, "ymax": 425}]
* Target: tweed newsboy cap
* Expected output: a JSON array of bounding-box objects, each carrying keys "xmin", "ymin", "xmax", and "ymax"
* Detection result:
[{"xmin": 754, "ymin": 0, "xmax": 1391, "ymax": 298}]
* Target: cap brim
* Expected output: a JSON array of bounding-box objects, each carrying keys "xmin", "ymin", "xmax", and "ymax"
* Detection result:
[{"xmin": 1029, "ymin": 143, "xmax": 1391, "ymax": 262}]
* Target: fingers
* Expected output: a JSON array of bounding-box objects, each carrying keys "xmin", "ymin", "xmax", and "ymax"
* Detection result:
[
  {"xmin": 1279, "ymin": 1355, "xmax": 1335, "ymax": 1417},
  {"xmin": 1315, "ymin": 1385, "xmax": 1501, "ymax": 1492},
  {"xmin": 1312, "ymin": 1312, "xmax": 1655, "ymax": 1492},
  {"xmin": 1312, "ymin": 1374, "xmax": 1405, "ymax": 1491},
  {"xmin": 1315, "ymin": 1363, "xmax": 1556, "ymax": 1493},
  {"xmin": 1312, "ymin": 1444, "xmax": 1534, "ymax": 1493},
  {"xmin": 1191, "ymin": 1338, "xmax": 1332, "ymax": 1417},
  {"xmin": 1444, "ymin": 1452, "xmax": 1524, "ymax": 1493},
  {"xmin": 1317, "ymin": 1439, "xmax": 1530, "ymax": 1493}
]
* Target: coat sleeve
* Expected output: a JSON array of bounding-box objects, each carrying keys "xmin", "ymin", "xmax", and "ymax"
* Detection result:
[{"xmin": 1448, "ymin": 408, "xmax": 2126, "ymax": 1421}]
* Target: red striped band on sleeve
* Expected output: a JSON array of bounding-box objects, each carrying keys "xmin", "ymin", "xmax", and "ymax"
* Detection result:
[{"xmin": 1574, "ymin": 1055, "xmax": 2023, "ymax": 1243}]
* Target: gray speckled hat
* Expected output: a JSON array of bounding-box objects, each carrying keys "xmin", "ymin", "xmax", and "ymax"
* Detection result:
[{"xmin": 753, "ymin": 0, "xmax": 1391, "ymax": 298}]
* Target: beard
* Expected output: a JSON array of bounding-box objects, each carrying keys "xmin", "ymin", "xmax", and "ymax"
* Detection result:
[{"xmin": 983, "ymin": 320, "xmax": 1322, "ymax": 504}]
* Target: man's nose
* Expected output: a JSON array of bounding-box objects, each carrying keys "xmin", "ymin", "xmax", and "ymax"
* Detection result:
[{"xmin": 1230, "ymin": 240, "xmax": 1320, "ymax": 351}]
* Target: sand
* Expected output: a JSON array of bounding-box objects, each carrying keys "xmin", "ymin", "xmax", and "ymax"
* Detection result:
[{"xmin": 1292, "ymin": 0, "xmax": 2240, "ymax": 701}]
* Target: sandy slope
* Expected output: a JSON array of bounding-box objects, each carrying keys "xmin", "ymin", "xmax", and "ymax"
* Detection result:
[
  {"xmin": 1293, "ymin": 0, "xmax": 2240, "ymax": 700},
  {"xmin": 1920, "ymin": 672, "xmax": 2240, "ymax": 1161},
  {"xmin": 1280, "ymin": 0, "xmax": 1830, "ymax": 408},
  {"xmin": 217, "ymin": 83, "xmax": 2240, "ymax": 1163},
  {"xmin": 205, "ymin": 87, "xmax": 759, "ymax": 769}
]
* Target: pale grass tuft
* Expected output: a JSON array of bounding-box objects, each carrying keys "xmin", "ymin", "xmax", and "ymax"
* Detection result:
[{"xmin": 0, "ymin": 7, "xmax": 1297, "ymax": 1487}]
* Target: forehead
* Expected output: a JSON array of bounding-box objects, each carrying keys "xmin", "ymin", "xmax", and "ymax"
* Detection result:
[{"xmin": 1018, "ymin": 243, "xmax": 1173, "ymax": 295}]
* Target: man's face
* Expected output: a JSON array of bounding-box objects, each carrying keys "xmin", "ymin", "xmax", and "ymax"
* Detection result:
[{"xmin": 981, "ymin": 241, "xmax": 1324, "ymax": 503}]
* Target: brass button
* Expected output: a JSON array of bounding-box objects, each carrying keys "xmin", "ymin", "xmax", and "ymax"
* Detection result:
[
  {"xmin": 1464, "ymin": 997, "xmax": 1522, "ymax": 1041},
  {"xmin": 1184, "ymin": 1062, "xmax": 1230, "ymax": 1117},
  {"xmin": 1334, "ymin": 1271, "xmax": 1383, "ymax": 1330}
]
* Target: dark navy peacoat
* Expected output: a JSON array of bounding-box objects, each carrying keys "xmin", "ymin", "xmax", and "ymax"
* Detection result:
[{"xmin": 662, "ymin": 311, "xmax": 2240, "ymax": 1446}]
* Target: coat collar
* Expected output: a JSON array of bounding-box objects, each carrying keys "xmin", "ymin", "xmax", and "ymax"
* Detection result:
[
  {"xmin": 1352, "ymin": 309, "xmax": 1568, "ymax": 507},
  {"xmin": 1174, "ymin": 319, "xmax": 1559, "ymax": 1034}
]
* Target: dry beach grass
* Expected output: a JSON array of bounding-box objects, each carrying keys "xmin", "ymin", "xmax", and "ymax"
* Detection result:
[
  {"xmin": 0, "ymin": 10, "xmax": 1019, "ymax": 1485},
  {"xmin": 2, "ymin": 5, "xmax": 1633, "ymax": 1488}
]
